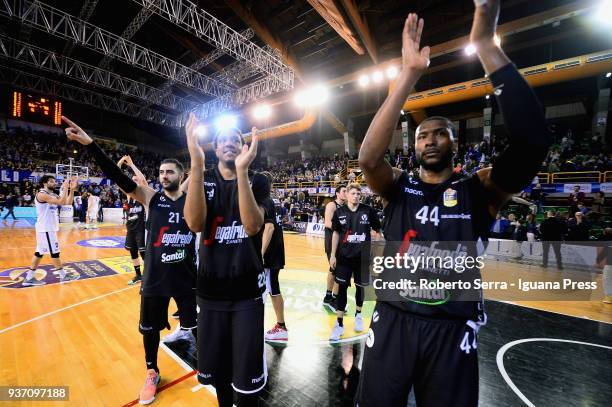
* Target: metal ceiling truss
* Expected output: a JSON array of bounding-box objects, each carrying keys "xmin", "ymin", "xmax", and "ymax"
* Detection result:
[
  {"xmin": 131, "ymin": 0, "xmax": 295, "ymax": 87},
  {"xmin": 0, "ymin": 64, "xmax": 181, "ymax": 127},
  {"xmin": 62, "ymin": 0, "xmax": 100, "ymax": 56},
  {"xmin": 212, "ymin": 45, "xmax": 282, "ymax": 85},
  {"xmin": 0, "ymin": 0, "xmax": 232, "ymax": 98},
  {"xmin": 0, "ymin": 34, "xmax": 198, "ymax": 113}
]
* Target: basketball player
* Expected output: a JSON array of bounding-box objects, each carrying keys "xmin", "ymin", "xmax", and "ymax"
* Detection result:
[
  {"xmin": 117, "ymin": 155, "xmax": 148, "ymax": 285},
  {"xmin": 184, "ymin": 113, "xmax": 268, "ymax": 407},
  {"xmin": 23, "ymin": 175, "xmax": 79, "ymax": 286},
  {"xmin": 86, "ymin": 190, "xmax": 100, "ymax": 229},
  {"xmin": 356, "ymin": 1, "xmax": 551, "ymax": 405},
  {"xmin": 323, "ymin": 185, "xmax": 347, "ymax": 311},
  {"xmin": 328, "ymin": 184, "xmax": 381, "ymax": 341},
  {"xmin": 62, "ymin": 116, "xmax": 197, "ymax": 405},
  {"xmin": 261, "ymin": 172, "xmax": 288, "ymax": 341}
]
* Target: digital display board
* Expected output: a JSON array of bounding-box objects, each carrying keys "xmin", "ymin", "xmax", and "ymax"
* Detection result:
[{"xmin": 11, "ymin": 90, "xmax": 62, "ymax": 125}]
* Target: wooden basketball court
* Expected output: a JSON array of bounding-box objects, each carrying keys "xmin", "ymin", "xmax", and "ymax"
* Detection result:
[{"xmin": 1, "ymin": 219, "xmax": 611, "ymax": 406}]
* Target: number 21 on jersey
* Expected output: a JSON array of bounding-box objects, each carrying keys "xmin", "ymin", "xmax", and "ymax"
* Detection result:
[
  {"xmin": 415, "ymin": 205, "xmax": 439, "ymax": 226},
  {"xmin": 169, "ymin": 212, "xmax": 180, "ymax": 223}
]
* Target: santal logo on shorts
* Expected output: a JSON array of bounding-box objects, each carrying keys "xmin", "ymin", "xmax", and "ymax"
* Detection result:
[
  {"xmin": 161, "ymin": 249, "xmax": 186, "ymax": 263},
  {"xmin": 443, "ymin": 188, "xmax": 457, "ymax": 207}
]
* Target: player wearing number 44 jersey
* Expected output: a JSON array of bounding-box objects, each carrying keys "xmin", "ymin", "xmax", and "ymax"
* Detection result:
[
  {"xmin": 184, "ymin": 113, "xmax": 269, "ymax": 407},
  {"xmin": 356, "ymin": 1, "xmax": 552, "ymax": 406},
  {"xmin": 63, "ymin": 117, "xmax": 197, "ymax": 406}
]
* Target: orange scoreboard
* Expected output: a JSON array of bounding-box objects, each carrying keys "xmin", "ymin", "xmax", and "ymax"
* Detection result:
[{"xmin": 11, "ymin": 90, "xmax": 62, "ymax": 126}]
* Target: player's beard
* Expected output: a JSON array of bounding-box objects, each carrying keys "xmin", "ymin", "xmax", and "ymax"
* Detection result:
[
  {"xmin": 163, "ymin": 179, "xmax": 180, "ymax": 192},
  {"xmin": 416, "ymin": 148, "xmax": 453, "ymax": 172}
]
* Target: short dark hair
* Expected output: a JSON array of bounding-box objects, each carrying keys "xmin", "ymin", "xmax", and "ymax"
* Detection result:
[
  {"xmin": 334, "ymin": 185, "xmax": 346, "ymax": 197},
  {"xmin": 417, "ymin": 116, "xmax": 456, "ymax": 141},
  {"xmin": 260, "ymin": 171, "xmax": 273, "ymax": 186},
  {"xmin": 39, "ymin": 175, "xmax": 55, "ymax": 186},
  {"xmin": 213, "ymin": 128, "xmax": 244, "ymax": 148},
  {"xmin": 160, "ymin": 158, "xmax": 184, "ymax": 173}
]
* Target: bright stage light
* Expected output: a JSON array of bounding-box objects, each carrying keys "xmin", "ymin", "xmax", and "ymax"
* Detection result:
[
  {"xmin": 606, "ymin": 72, "xmax": 612, "ymax": 78},
  {"xmin": 372, "ymin": 71, "xmax": 384, "ymax": 83},
  {"xmin": 253, "ymin": 104, "xmax": 271, "ymax": 119},
  {"xmin": 358, "ymin": 74, "xmax": 370, "ymax": 87},
  {"xmin": 194, "ymin": 124, "xmax": 207, "ymax": 138},
  {"xmin": 386, "ymin": 66, "xmax": 398, "ymax": 79},
  {"xmin": 485, "ymin": 95, "xmax": 490, "ymax": 100},
  {"xmin": 294, "ymin": 84, "xmax": 329, "ymax": 107},
  {"xmin": 595, "ymin": 1, "xmax": 612, "ymax": 22},
  {"xmin": 215, "ymin": 114, "xmax": 237, "ymax": 130},
  {"xmin": 465, "ymin": 43, "xmax": 477, "ymax": 56}
]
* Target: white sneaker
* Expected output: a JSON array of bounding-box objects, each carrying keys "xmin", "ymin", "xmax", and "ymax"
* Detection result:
[
  {"xmin": 265, "ymin": 324, "xmax": 288, "ymax": 341},
  {"xmin": 354, "ymin": 314, "xmax": 364, "ymax": 332},
  {"xmin": 329, "ymin": 321, "xmax": 344, "ymax": 341},
  {"xmin": 163, "ymin": 325, "xmax": 195, "ymax": 344},
  {"xmin": 22, "ymin": 277, "xmax": 46, "ymax": 286}
]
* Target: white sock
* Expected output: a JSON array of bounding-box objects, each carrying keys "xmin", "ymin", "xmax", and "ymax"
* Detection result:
[{"xmin": 26, "ymin": 269, "xmax": 35, "ymax": 280}]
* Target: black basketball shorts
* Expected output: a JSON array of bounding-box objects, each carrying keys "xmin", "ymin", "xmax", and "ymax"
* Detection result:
[
  {"xmin": 334, "ymin": 257, "xmax": 368, "ymax": 287},
  {"xmin": 125, "ymin": 227, "xmax": 145, "ymax": 252},
  {"xmin": 196, "ymin": 297, "xmax": 267, "ymax": 394},
  {"xmin": 139, "ymin": 294, "xmax": 197, "ymax": 334},
  {"xmin": 355, "ymin": 301, "xmax": 480, "ymax": 407}
]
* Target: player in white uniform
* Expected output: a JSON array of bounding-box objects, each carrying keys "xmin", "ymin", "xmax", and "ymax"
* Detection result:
[
  {"xmin": 86, "ymin": 192, "xmax": 100, "ymax": 229},
  {"xmin": 23, "ymin": 175, "xmax": 79, "ymax": 286}
]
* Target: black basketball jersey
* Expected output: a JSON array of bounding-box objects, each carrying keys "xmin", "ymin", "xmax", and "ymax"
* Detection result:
[
  {"xmin": 263, "ymin": 198, "xmax": 285, "ymax": 269},
  {"xmin": 381, "ymin": 172, "xmax": 493, "ymax": 320},
  {"xmin": 198, "ymin": 167, "xmax": 270, "ymax": 300},
  {"xmin": 332, "ymin": 203, "xmax": 381, "ymax": 260},
  {"xmin": 126, "ymin": 198, "xmax": 145, "ymax": 232},
  {"xmin": 141, "ymin": 192, "xmax": 196, "ymax": 297},
  {"xmin": 325, "ymin": 199, "xmax": 343, "ymax": 232}
]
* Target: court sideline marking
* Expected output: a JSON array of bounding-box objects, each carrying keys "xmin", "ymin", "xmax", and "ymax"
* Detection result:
[{"xmin": 496, "ymin": 338, "xmax": 612, "ymax": 406}]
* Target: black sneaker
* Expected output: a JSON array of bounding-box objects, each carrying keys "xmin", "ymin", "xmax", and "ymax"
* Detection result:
[
  {"xmin": 172, "ymin": 310, "xmax": 180, "ymax": 319},
  {"xmin": 128, "ymin": 275, "xmax": 143, "ymax": 285},
  {"xmin": 323, "ymin": 294, "xmax": 336, "ymax": 312}
]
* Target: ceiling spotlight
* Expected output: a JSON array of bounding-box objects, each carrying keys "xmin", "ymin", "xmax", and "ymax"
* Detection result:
[
  {"xmin": 400, "ymin": 109, "xmax": 406, "ymax": 115},
  {"xmin": 606, "ymin": 72, "xmax": 612, "ymax": 78},
  {"xmin": 194, "ymin": 124, "xmax": 207, "ymax": 138},
  {"xmin": 294, "ymin": 84, "xmax": 329, "ymax": 107},
  {"xmin": 386, "ymin": 66, "xmax": 399, "ymax": 79},
  {"xmin": 372, "ymin": 71, "xmax": 384, "ymax": 83},
  {"xmin": 485, "ymin": 95, "xmax": 490, "ymax": 100},
  {"xmin": 494, "ymin": 34, "xmax": 501, "ymax": 47},
  {"xmin": 253, "ymin": 104, "xmax": 271, "ymax": 119},
  {"xmin": 465, "ymin": 43, "xmax": 477, "ymax": 56},
  {"xmin": 595, "ymin": 1, "xmax": 612, "ymax": 23},
  {"xmin": 215, "ymin": 114, "xmax": 238, "ymax": 130},
  {"xmin": 73, "ymin": 149, "xmax": 78, "ymax": 154},
  {"xmin": 358, "ymin": 74, "xmax": 370, "ymax": 87}
]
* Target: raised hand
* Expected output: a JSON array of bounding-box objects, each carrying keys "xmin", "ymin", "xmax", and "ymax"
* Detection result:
[
  {"xmin": 117, "ymin": 156, "xmax": 128, "ymax": 167},
  {"xmin": 401, "ymin": 13, "xmax": 430, "ymax": 74},
  {"xmin": 469, "ymin": 0, "xmax": 500, "ymax": 47},
  {"xmin": 185, "ymin": 112, "xmax": 205, "ymax": 167},
  {"xmin": 125, "ymin": 155, "xmax": 134, "ymax": 167},
  {"xmin": 69, "ymin": 176, "xmax": 78, "ymax": 189},
  {"xmin": 235, "ymin": 127, "xmax": 258, "ymax": 172},
  {"xmin": 62, "ymin": 116, "xmax": 93, "ymax": 145}
]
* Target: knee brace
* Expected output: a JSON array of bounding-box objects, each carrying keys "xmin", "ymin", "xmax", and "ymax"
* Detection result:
[{"xmin": 130, "ymin": 247, "xmax": 139, "ymax": 260}]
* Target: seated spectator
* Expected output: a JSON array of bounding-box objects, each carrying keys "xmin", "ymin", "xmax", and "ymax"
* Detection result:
[{"xmin": 567, "ymin": 212, "xmax": 590, "ymax": 241}]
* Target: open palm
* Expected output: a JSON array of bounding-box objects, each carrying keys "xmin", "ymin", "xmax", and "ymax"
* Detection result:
[{"xmin": 402, "ymin": 13, "xmax": 430, "ymax": 73}]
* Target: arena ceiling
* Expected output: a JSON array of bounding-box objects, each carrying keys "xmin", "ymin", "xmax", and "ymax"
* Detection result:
[{"xmin": 0, "ymin": 0, "xmax": 611, "ymax": 147}]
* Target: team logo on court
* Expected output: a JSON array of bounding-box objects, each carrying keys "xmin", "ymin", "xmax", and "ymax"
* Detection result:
[
  {"xmin": 443, "ymin": 188, "xmax": 458, "ymax": 207},
  {"xmin": 77, "ymin": 236, "xmax": 125, "ymax": 248}
]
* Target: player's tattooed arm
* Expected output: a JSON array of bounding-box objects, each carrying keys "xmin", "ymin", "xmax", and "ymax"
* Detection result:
[
  {"xmin": 235, "ymin": 128, "xmax": 264, "ymax": 236},
  {"xmin": 184, "ymin": 113, "xmax": 207, "ymax": 233},
  {"xmin": 359, "ymin": 13, "xmax": 429, "ymax": 198}
]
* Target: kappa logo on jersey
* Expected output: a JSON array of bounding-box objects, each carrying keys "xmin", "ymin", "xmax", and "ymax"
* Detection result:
[
  {"xmin": 404, "ymin": 187, "xmax": 424, "ymax": 196},
  {"xmin": 204, "ymin": 182, "xmax": 216, "ymax": 200},
  {"xmin": 204, "ymin": 217, "xmax": 248, "ymax": 245},
  {"xmin": 360, "ymin": 214, "xmax": 370, "ymax": 224},
  {"xmin": 161, "ymin": 249, "xmax": 186, "ymax": 263},
  {"xmin": 443, "ymin": 188, "xmax": 458, "ymax": 207},
  {"xmin": 153, "ymin": 226, "xmax": 194, "ymax": 247}
]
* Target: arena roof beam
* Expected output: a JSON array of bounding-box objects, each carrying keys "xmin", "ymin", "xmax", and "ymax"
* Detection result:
[
  {"xmin": 62, "ymin": 0, "xmax": 100, "ymax": 56},
  {"xmin": 338, "ymin": 0, "xmax": 378, "ymax": 63},
  {"xmin": 305, "ymin": 0, "xmax": 365, "ymax": 56},
  {"xmin": 130, "ymin": 0, "xmax": 294, "ymax": 87},
  {"xmin": 0, "ymin": 34, "xmax": 198, "ymax": 113},
  {"xmin": 0, "ymin": 0, "xmax": 232, "ymax": 98},
  {"xmin": 225, "ymin": 0, "xmax": 347, "ymax": 134},
  {"xmin": 0, "ymin": 64, "xmax": 181, "ymax": 127},
  {"xmin": 98, "ymin": 4, "xmax": 156, "ymax": 69}
]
